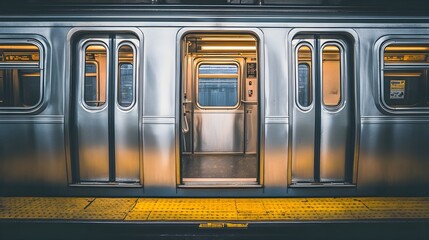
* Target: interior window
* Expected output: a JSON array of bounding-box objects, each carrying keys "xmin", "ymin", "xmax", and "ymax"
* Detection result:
[
  {"xmin": 0, "ymin": 43, "xmax": 42, "ymax": 108},
  {"xmin": 197, "ymin": 64, "xmax": 239, "ymax": 107},
  {"xmin": 383, "ymin": 44, "xmax": 429, "ymax": 109},
  {"xmin": 322, "ymin": 45, "xmax": 342, "ymax": 107},
  {"xmin": 118, "ymin": 45, "xmax": 134, "ymax": 108},
  {"xmin": 297, "ymin": 45, "xmax": 312, "ymax": 108},
  {"xmin": 84, "ymin": 44, "xmax": 107, "ymax": 107}
]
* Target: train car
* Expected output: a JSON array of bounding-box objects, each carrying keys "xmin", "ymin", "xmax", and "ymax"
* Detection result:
[{"xmin": 0, "ymin": 0, "xmax": 429, "ymax": 197}]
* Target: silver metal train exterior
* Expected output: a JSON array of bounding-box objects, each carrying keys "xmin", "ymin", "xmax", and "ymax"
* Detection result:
[{"xmin": 0, "ymin": 2, "xmax": 429, "ymax": 197}]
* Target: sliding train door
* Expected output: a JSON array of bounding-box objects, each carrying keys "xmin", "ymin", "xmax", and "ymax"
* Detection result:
[
  {"xmin": 291, "ymin": 35, "xmax": 355, "ymax": 185},
  {"xmin": 180, "ymin": 33, "xmax": 259, "ymax": 186},
  {"xmin": 71, "ymin": 34, "xmax": 140, "ymax": 184}
]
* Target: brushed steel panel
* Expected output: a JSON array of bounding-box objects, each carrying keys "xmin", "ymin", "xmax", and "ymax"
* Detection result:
[
  {"xmin": 264, "ymin": 122, "xmax": 289, "ymax": 194},
  {"xmin": 0, "ymin": 123, "xmax": 66, "ymax": 185},
  {"xmin": 319, "ymin": 112, "xmax": 348, "ymax": 182},
  {"xmin": 263, "ymin": 28, "xmax": 289, "ymax": 117},
  {"xmin": 358, "ymin": 122, "xmax": 429, "ymax": 193},
  {"xmin": 193, "ymin": 111, "xmax": 244, "ymax": 153},
  {"xmin": 142, "ymin": 123, "xmax": 176, "ymax": 195},
  {"xmin": 291, "ymin": 109, "xmax": 316, "ymax": 182},
  {"xmin": 114, "ymin": 111, "xmax": 140, "ymax": 182},
  {"xmin": 77, "ymin": 110, "xmax": 110, "ymax": 182},
  {"xmin": 141, "ymin": 28, "xmax": 178, "ymax": 117},
  {"xmin": 245, "ymin": 104, "xmax": 258, "ymax": 153}
]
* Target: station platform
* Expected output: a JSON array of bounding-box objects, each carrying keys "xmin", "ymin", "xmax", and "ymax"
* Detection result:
[{"xmin": 1, "ymin": 197, "xmax": 429, "ymax": 239}]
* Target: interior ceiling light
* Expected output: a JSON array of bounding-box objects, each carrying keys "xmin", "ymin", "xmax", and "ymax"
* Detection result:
[
  {"xmin": 200, "ymin": 46, "xmax": 256, "ymax": 51},
  {"xmin": 200, "ymin": 37, "xmax": 256, "ymax": 42}
]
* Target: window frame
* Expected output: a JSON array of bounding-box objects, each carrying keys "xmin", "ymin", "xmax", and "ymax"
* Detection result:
[
  {"xmin": 295, "ymin": 42, "xmax": 314, "ymax": 111},
  {"xmin": 81, "ymin": 40, "xmax": 109, "ymax": 110},
  {"xmin": 378, "ymin": 38, "xmax": 429, "ymax": 113},
  {"xmin": 195, "ymin": 60, "xmax": 241, "ymax": 110},
  {"xmin": 116, "ymin": 41, "xmax": 137, "ymax": 110},
  {"xmin": 0, "ymin": 39, "xmax": 45, "ymax": 112},
  {"xmin": 320, "ymin": 42, "xmax": 345, "ymax": 109}
]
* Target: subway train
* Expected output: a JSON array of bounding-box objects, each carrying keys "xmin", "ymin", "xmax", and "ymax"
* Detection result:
[{"xmin": 0, "ymin": 0, "xmax": 429, "ymax": 197}]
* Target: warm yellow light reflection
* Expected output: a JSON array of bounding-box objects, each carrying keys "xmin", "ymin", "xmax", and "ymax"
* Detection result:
[
  {"xmin": 385, "ymin": 46, "xmax": 429, "ymax": 52},
  {"xmin": 323, "ymin": 45, "xmax": 340, "ymax": 52},
  {"xmin": 86, "ymin": 45, "xmax": 106, "ymax": 52},
  {"xmin": 0, "ymin": 45, "xmax": 39, "ymax": 50}
]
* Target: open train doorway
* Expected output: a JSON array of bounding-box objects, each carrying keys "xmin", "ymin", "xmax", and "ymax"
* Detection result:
[{"xmin": 179, "ymin": 33, "xmax": 260, "ymax": 186}]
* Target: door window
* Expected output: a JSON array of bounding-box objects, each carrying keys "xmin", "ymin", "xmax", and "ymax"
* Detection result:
[
  {"xmin": 84, "ymin": 44, "xmax": 107, "ymax": 108},
  {"xmin": 322, "ymin": 45, "xmax": 342, "ymax": 107},
  {"xmin": 118, "ymin": 44, "xmax": 135, "ymax": 108},
  {"xmin": 297, "ymin": 45, "xmax": 313, "ymax": 108}
]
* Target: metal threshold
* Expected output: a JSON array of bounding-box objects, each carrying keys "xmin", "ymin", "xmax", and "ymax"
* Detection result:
[
  {"xmin": 180, "ymin": 178, "xmax": 260, "ymax": 188},
  {"xmin": 289, "ymin": 182, "xmax": 357, "ymax": 188},
  {"xmin": 69, "ymin": 183, "xmax": 142, "ymax": 188}
]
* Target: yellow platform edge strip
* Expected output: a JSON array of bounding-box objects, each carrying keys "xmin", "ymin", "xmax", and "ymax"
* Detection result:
[{"xmin": 1, "ymin": 197, "xmax": 429, "ymax": 222}]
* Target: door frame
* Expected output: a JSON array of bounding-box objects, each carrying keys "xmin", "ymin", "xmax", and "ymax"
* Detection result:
[
  {"xmin": 65, "ymin": 27, "xmax": 144, "ymax": 186},
  {"xmin": 287, "ymin": 29, "xmax": 361, "ymax": 187},
  {"xmin": 175, "ymin": 28, "xmax": 265, "ymax": 187}
]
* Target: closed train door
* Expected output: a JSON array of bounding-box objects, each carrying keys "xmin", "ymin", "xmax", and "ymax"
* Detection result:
[
  {"xmin": 180, "ymin": 33, "xmax": 259, "ymax": 186},
  {"xmin": 71, "ymin": 33, "xmax": 141, "ymax": 184},
  {"xmin": 291, "ymin": 35, "xmax": 355, "ymax": 185}
]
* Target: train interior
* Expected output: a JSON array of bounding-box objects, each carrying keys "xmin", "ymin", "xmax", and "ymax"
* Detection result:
[
  {"xmin": 0, "ymin": 44, "xmax": 41, "ymax": 108},
  {"xmin": 180, "ymin": 33, "xmax": 259, "ymax": 186},
  {"xmin": 383, "ymin": 45, "xmax": 429, "ymax": 108}
]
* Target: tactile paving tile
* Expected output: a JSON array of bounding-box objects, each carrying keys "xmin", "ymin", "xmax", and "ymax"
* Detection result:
[
  {"xmin": 0, "ymin": 197, "xmax": 94, "ymax": 219},
  {"xmin": 145, "ymin": 198, "xmax": 238, "ymax": 221},
  {"xmin": 2, "ymin": 197, "xmax": 429, "ymax": 222},
  {"xmin": 76, "ymin": 198, "xmax": 137, "ymax": 220}
]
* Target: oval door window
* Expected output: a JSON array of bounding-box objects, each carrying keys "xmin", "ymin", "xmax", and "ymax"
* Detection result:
[
  {"xmin": 118, "ymin": 44, "xmax": 135, "ymax": 108},
  {"xmin": 84, "ymin": 44, "xmax": 107, "ymax": 107},
  {"xmin": 297, "ymin": 45, "xmax": 312, "ymax": 108},
  {"xmin": 322, "ymin": 45, "xmax": 342, "ymax": 107}
]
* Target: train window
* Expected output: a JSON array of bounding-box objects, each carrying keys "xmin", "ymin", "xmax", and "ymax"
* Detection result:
[
  {"xmin": 118, "ymin": 45, "xmax": 134, "ymax": 108},
  {"xmin": 384, "ymin": 45, "xmax": 429, "ymax": 63},
  {"xmin": 84, "ymin": 44, "xmax": 107, "ymax": 107},
  {"xmin": 322, "ymin": 45, "xmax": 342, "ymax": 107},
  {"xmin": 297, "ymin": 45, "xmax": 312, "ymax": 108},
  {"xmin": 197, "ymin": 64, "xmax": 239, "ymax": 108},
  {"xmin": 382, "ymin": 44, "xmax": 429, "ymax": 109},
  {"xmin": 0, "ymin": 43, "xmax": 42, "ymax": 108}
]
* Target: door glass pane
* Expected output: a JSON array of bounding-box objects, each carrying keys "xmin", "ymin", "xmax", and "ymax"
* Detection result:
[
  {"xmin": 198, "ymin": 64, "xmax": 238, "ymax": 107},
  {"xmin": 118, "ymin": 45, "xmax": 134, "ymax": 108},
  {"xmin": 84, "ymin": 44, "xmax": 107, "ymax": 107},
  {"xmin": 297, "ymin": 45, "xmax": 312, "ymax": 108},
  {"xmin": 322, "ymin": 45, "xmax": 341, "ymax": 107}
]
